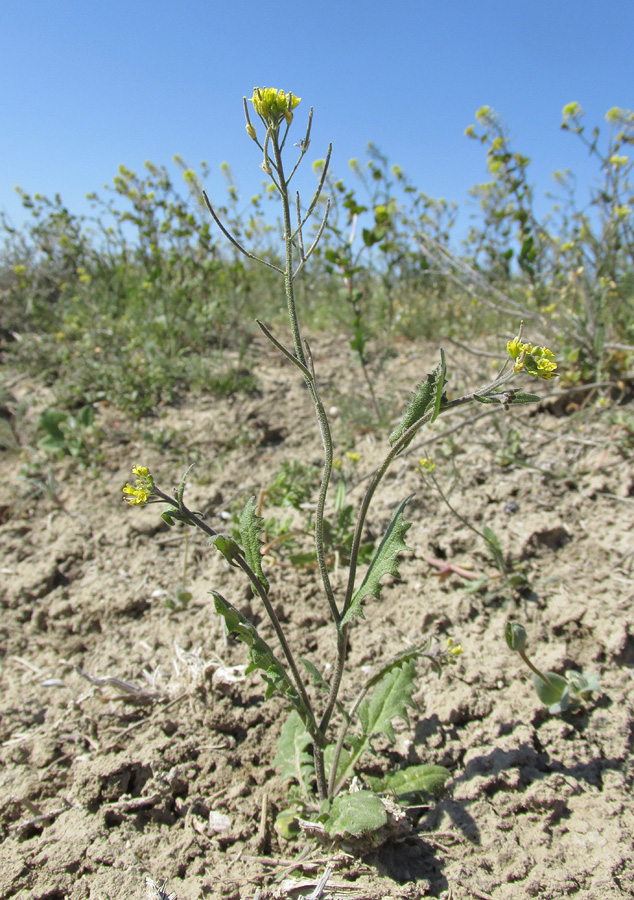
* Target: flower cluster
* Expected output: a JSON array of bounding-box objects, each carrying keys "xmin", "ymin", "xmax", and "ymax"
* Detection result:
[
  {"xmin": 507, "ymin": 337, "xmax": 558, "ymax": 379},
  {"xmin": 251, "ymin": 87, "xmax": 300, "ymax": 129},
  {"xmin": 123, "ymin": 464, "xmax": 154, "ymax": 506}
]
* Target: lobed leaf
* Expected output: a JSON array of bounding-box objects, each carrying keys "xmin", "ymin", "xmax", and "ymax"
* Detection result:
[
  {"xmin": 389, "ymin": 350, "xmax": 447, "ymax": 449},
  {"xmin": 342, "ymin": 495, "xmax": 413, "ymax": 626},
  {"xmin": 360, "ymin": 640, "xmax": 435, "ymax": 694},
  {"xmin": 300, "ymin": 659, "xmax": 329, "ymax": 693},
  {"xmin": 239, "ymin": 496, "xmax": 269, "ymax": 593}
]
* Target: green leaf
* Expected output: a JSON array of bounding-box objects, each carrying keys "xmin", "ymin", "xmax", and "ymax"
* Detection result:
[
  {"xmin": 209, "ymin": 533, "xmax": 243, "ymax": 567},
  {"xmin": 273, "ymin": 711, "xmax": 314, "ymax": 799},
  {"xmin": 482, "ymin": 525, "xmax": 502, "ymax": 555},
  {"xmin": 321, "ymin": 647, "xmax": 436, "ymax": 792},
  {"xmin": 533, "ymin": 671, "xmax": 569, "ymax": 711},
  {"xmin": 0, "ymin": 419, "xmax": 18, "ymax": 451},
  {"xmin": 508, "ymin": 391, "xmax": 541, "ymax": 404},
  {"xmin": 300, "ymin": 659, "xmax": 328, "ymax": 693},
  {"xmin": 323, "ymin": 791, "xmax": 387, "ymax": 839},
  {"xmin": 161, "ymin": 506, "xmax": 197, "ymax": 527},
  {"xmin": 211, "ymin": 591, "xmax": 315, "ymax": 730},
  {"xmin": 360, "ymin": 641, "xmax": 435, "ymax": 694},
  {"xmin": 389, "ymin": 350, "xmax": 447, "ymax": 449},
  {"xmin": 342, "ymin": 496, "xmax": 412, "ymax": 626},
  {"xmin": 475, "ymin": 390, "xmax": 541, "ymax": 406},
  {"xmin": 566, "ymin": 669, "xmax": 601, "ymax": 699},
  {"xmin": 274, "ymin": 807, "xmax": 303, "ymax": 840},
  {"xmin": 324, "ymin": 741, "xmax": 355, "ymax": 787},
  {"xmin": 38, "ymin": 409, "xmax": 68, "ymax": 451},
  {"xmin": 366, "ymin": 764, "xmax": 450, "ymax": 802},
  {"xmin": 357, "ymin": 657, "xmax": 418, "ymax": 744},
  {"xmin": 77, "ymin": 405, "xmax": 95, "ymax": 428},
  {"xmin": 239, "ymin": 496, "xmax": 269, "ymax": 592}
]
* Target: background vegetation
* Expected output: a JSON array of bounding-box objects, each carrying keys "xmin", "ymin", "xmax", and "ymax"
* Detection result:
[{"xmin": 1, "ymin": 104, "xmax": 633, "ymax": 418}]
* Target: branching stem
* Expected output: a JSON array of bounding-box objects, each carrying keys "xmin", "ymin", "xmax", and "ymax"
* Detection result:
[{"xmin": 151, "ymin": 486, "xmax": 319, "ymax": 745}]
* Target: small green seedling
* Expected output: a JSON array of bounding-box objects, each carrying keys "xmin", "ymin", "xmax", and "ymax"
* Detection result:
[
  {"xmin": 505, "ymin": 622, "xmax": 601, "ymax": 714},
  {"xmin": 38, "ymin": 405, "xmax": 99, "ymax": 466}
]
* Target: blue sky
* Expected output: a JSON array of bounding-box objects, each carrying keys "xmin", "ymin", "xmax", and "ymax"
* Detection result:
[{"xmin": 2, "ymin": 0, "xmax": 633, "ymax": 243}]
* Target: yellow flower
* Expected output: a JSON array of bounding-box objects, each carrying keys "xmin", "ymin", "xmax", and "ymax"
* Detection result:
[
  {"xmin": 123, "ymin": 484, "xmax": 151, "ymax": 505},
  {"xmin": 251, "ymin": 87, "xmax": 300, "ymax": 129},
  {"xmin": 562, "ymin": 101, "xmax": 581, "ymax": 119},
  {"xmin": 123, "ymin": 465, "xmax": 154, "ymax": 506},
  {"xmin": 606, "ymin": 107, "xmax": 623, "ymax": 122},
  {"xmin": 508, "ymin": 332, "xmax": 558, "ymax": 380},
  {"xmin": 533, "ymin": 356, "xmax": 558, "ymax": 379},
  {"xmin": 507, "ymin": 336, "xmax": 526, "ymax": 361},
  {"xmin": 345, "ymin": 451, "xmax": 360, "ymax": 463},
  {"xmin": 446, "ymin": 637, "xmax": 463, "ymax": 657}
]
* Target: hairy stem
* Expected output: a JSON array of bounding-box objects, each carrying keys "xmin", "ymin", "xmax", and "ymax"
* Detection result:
[
  {"xmin": 319, "ymin": 405, "xmax": 443, "ymax": 739},
  {"xmin": 270, "ymin": 132, "xmax": 338, "ymax": 624},
  {"xmin": 152, "ymin": 487, "xmax": 318, "ymax": 741}
]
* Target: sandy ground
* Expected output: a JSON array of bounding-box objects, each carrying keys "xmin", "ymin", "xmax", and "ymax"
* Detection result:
[{"xmin": 1, "ymin": 333, "xmax": 633, "ymax": 900}]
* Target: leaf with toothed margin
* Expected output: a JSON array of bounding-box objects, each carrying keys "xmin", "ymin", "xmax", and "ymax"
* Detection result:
[
  {"xmin": 323, "ymin": 791, "xmax": 388, "ymax": 840},
  {"xmin": 389, "ymin": 350, "xmax": 447, "ymax": 450},
  {"xmin": 342, "ymin": 496, "xmax": 413, "ymax": 626},
  {"xmin": 357, "ymin": 656, "xmax": 418, "ymax": 744},
  {"xmin": 239, "ymin": 496, "xmax": 269, "ymax": 593},
  {"xmin": 365, "ymin": 764, "xmax": 451, "ymax": 802}
]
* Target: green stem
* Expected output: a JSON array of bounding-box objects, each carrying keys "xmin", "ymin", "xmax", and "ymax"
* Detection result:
[
  {"xmin": 270, "ymin": 131, "xmax": 338, "ymax": 625},
  {"xmin": 319, "ymin": 406, "xmax": 439, "ymax": 738},
  {"xmin": 519, "ymin": 649, "xmax": 557, "ymax": 688},
  {"xmin": 327, "ymin": 677, "xmax": 369, "ymax": 798},
  {"xmin": 313, "ymin": 745, "xmax": 328, "ymax": 802},
  {"xmin": 152, "ymin": 487, "xmax": 318, "ymax": 740},
  {"xmin": 304, "ymin": 342, "xmax": 339, "ymax": 624},
  {"xmin": 270, "ymin": 131, "xmax": 306, "ymax": 368}
]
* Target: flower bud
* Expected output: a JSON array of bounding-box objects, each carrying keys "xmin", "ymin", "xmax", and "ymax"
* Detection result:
[{"xmin": 505, "ymin": 621, "xmax": 528, "ymax": 653}]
